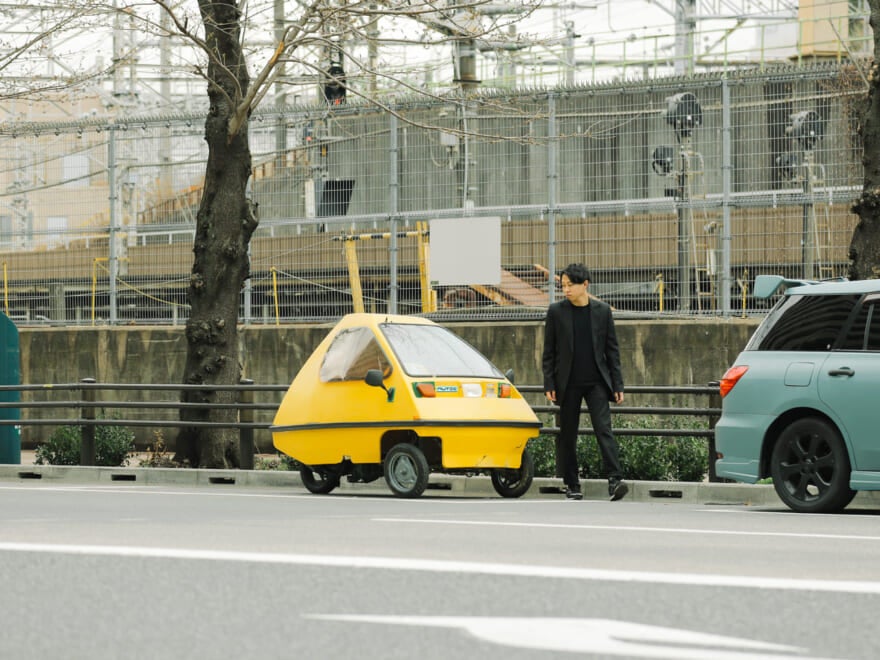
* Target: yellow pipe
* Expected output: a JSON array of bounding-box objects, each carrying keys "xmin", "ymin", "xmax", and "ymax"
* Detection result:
[
  {"xmin": 272, "ymin": 267, "xmax": 280, "ymax": 326},
  {"xmin": 417, "ymin": 221, "xmax": 435, "ymax": 313},
  {"xmin": 655, "ymin": 273, "xmax": 664, "ymax": 312},
  {"xmin": 91, "ymin": 258, "xmax": 99, "ymax": 325},
  {"xmin": 344, "ymin": 239, "xmax": 365, "ymax": 313}
]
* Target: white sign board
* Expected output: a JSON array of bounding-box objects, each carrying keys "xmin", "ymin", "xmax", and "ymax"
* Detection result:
[{"xmin": 429, "ymin": 216, "xmax": 501, "ymax": 285}]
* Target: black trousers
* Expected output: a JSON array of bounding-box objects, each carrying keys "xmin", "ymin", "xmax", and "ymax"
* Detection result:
[{"xmin": 557, "ymin": 382, "xmax": 622, "ymax": 488}]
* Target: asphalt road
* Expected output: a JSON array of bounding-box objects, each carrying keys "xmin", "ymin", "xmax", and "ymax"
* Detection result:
[{"xmin": 1, "ymin": 482, "xmax": 878, "ymax": 660}]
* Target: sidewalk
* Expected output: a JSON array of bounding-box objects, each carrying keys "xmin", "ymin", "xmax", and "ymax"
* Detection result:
[
  {"xmin": 8, "ymin": 449, "xmax": 880, "ymax": 509},
  {"xmin": 1, "ymin": 448, "xmax": 787, "ymax": 505}
]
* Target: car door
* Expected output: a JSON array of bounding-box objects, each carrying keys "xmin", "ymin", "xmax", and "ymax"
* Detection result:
[{"xmin": 818, "ymin": 294, "xmax": 880, "ymax": 471}]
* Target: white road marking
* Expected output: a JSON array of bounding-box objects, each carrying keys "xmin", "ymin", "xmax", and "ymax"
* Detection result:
[
  {"xmin": 372, "ymin": 517, "xmax": 880, "ymax": 542},
  {"xmin": 307, "ymin": 615, "xmax": 834, "ymax": 659},
  {"xmin": 0, "ymin": 484, "xmax": 312, "ymax": 499},
  {"xmin": 0, "ymin": 541, "xmax": 879, "ymax": 594}
]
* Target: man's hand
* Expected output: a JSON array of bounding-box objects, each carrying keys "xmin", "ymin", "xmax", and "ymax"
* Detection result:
[
  {"xmin": 612, "ymin": 391, "xmax": 624, "ymax": 404},
  {"xmin": 545, "ymin": 391, "xmax": 556, "ymax": 404}
]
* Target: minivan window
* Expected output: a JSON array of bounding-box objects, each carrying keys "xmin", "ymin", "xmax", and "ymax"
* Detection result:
[
  {"xmin": 841, "ymin": 300, "xmax": 880, "ymax": 351},
  {"xmin": 748, "ymin": 294, "xmax": 860, "ymax": 351}
]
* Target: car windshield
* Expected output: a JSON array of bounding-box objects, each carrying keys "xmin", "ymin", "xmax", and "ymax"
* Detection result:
[{"xmin": 380, "ymin": 323, "xmax": 504, "ymax": 378}]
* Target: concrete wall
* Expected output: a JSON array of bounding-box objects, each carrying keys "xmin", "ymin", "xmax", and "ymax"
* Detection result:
[{"xmin": 18, "ymin": 318, "xmax": 760, "ymax": 447}]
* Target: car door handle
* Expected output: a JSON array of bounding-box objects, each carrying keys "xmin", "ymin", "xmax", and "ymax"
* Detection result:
[{"xmin": 828, "ymin": 367, "xmax": 855, "ymax": 377}]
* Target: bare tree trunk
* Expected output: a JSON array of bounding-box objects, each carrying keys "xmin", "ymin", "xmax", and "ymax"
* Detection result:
[
  {"xmin": 849, "ymin": 0, "xmax": 880, "ymax": 280},
  {"xmin": 174, "ymin": 0, "xmax": 258, "ymax": 468}
]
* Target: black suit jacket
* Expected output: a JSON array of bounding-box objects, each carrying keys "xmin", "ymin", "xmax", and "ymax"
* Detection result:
[{"xmin": 541, "ymin": 297, "xmax": 624, "ymax": 402}]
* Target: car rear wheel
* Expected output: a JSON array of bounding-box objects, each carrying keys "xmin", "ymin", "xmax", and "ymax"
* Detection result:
[
  {"xmin": 300, "ymin": 465, "xmax": 340, "ymax": 494},
  {"xmin": 384, "ymin": 443, "xmax": 429, "ymax": 498},
  {"xmin": 490, "ymin": 448, "xmax": 534, "ymax": 498},
  {"xmin": 770, "ymin": 417, "xmax": 856, "ymax": 513}
]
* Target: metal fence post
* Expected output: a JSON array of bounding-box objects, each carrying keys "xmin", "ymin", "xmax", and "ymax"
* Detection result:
[
  {"xmin": 388, "ymin": 112, "xmax": 399, "ymax": 314},
  {"xmin": 239, "ymin": 378, "xmax": 255, "ymax": 470},
  {"xmin": 80, "ymin": 377, "xmax": 96, "ymax": 466},
  {"xmin": 546, "ymin": 92, "xmax": 558, "ymax": 304},
  {"xmin": 707, "ymin": 387, "xmax": 722, "ymax": 482},
  {"xmin": 720, "ymin": 78, "xmax": 733, "ymax": 317}
]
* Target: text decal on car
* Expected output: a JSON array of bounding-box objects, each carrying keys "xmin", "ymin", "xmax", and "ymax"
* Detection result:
[{"xmin": 436, "ymin": 385, "xmax": 459, "ymax": 394}]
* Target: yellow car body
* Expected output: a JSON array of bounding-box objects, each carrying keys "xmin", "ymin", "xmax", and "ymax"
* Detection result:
[{"xmin": 271, "ymin": 313, "xmax": 540, "ymax": 497}]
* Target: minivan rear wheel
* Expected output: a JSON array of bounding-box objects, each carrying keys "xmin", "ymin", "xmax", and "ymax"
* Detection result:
[{"xmin": 770, "ymin": 417, "xmax": 855, "ymax": 513}]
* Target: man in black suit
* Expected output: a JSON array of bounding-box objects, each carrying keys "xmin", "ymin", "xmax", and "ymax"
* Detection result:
[{"xmin": 541, "ymin": 263, "xmax": 628, "ymax": 501}]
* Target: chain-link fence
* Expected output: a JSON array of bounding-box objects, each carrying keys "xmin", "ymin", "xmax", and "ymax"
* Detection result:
[{"xmin": 0, "ymin": 62, "xmax": 867, "ymax": 325}]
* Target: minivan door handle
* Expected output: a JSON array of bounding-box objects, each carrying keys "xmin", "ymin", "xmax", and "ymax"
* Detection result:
[{"xmin": 828, "ymin": 367, "xmax": 855, "ymax": 377}]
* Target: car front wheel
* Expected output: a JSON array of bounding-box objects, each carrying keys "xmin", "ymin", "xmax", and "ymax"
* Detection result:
[
  {"xmin": 300, "ymin": 465, "xmax": 340, "ymax": 494},
  {"xmin": 384, "ymin": 443, "xmax": 429, "ymax": 498},
  {"xmin": 490, "ymin": 448, "xmax": 534, "ymax": 498},
  {"xmin": 770, "ymin": 417, "xmax": 855, "ymax": 513}
]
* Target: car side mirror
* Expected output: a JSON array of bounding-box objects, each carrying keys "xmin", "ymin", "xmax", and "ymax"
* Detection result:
[
  {"xmin": 505, "ymin": 368, "xmax": 515, "ymax": 384},
  {"xmin": 365, "ymin": 369, "xmax": 395, "ymax": 402}
]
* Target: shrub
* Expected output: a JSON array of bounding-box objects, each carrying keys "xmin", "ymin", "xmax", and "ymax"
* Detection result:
[
  {"xmin": 527, "ymin": 414, "xmax": 708, "ymax": 482},
  {"xmin": 140, "ymin": 431, "xmax": 182, "ymax": 468},
  {"xmin": 254, "ymin": 454, "xmax": 298, "ymax": 471},
  {"xmin": 35, "ymin": 416, "xmax": 135, "ymax": 467},
  {"xmin": 34, "ymin": 425, "xmax": 81, "ymax": 466}
]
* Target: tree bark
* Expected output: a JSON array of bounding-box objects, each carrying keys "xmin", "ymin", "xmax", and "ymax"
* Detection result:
[
  {"xmin": 849, "ymin": 0, "xmax": 880, "ymax": 280},
  {"xmin": 174, "ymin": 0, "xmax": 258, "ymax": 468}
]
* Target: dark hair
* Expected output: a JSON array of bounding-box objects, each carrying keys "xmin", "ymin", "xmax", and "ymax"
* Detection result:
[{"xmin": 560, "ymin": 263, "xmax": 592, "ymax": 284}]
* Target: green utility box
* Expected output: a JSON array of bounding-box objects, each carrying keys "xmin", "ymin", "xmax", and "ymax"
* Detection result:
[{"xmin": 0, "ymin": 313, "xmax": 20, "ymax": 464}]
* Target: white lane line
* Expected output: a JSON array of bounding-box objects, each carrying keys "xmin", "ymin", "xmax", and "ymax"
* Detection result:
[
  {"xmin": 0, "ymin": 485, "xmax": 314, "ymax": 499},
  {"xmin": 0, "ymin": 541, "xmax": 878, "ymax": 594},
  {"xmin": 373, "ymin": 517, "xmax": 880, "ymax": 542}
]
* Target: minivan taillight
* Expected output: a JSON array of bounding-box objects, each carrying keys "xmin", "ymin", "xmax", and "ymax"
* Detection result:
[{"xmin": 719, "ymin": 365, "xmax": 749, "ymax": 398}]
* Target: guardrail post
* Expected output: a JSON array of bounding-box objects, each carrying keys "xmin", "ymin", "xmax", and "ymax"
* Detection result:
[
  {"xmin": 239, "ymin": 378, "xmax": 254, "ymax": 470},
  {"xmin": 707, "ymin": 388, "xmax": 721, "ymax": 482},
  {"xmin": 80, "ymin": 377, "xmax": 96, "ymax": 466}
]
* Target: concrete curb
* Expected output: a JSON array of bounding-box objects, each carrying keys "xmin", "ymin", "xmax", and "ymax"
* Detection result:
[{"xmin": 0, "ymin": 463, "xmax": 789, "ymax": 505}]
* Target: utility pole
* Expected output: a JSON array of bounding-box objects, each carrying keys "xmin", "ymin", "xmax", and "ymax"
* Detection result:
[
  {"xmin": 674, "ymin": 0, "xmax": 696, "ymax": 75},
  {"xmin": 158, "ymin": 9, "xmax": 172, "ymax": 199},
  {"xmin": 274, "ymin": 0, "xmax": 287, "ymax": 163}
]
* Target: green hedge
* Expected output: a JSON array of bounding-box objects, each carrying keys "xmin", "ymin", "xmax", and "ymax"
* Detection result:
[
  {"xmin": 527, "ymin": 414, "xmax": 708, "ymax": 482},
  {"xmin": 35, "ymin": 418, "xmax": 135, "ymax": 467}
]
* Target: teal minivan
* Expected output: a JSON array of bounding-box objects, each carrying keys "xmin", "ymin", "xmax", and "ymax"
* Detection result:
[{"xmin": 715, "ymin": 275, "xmax": 880, "ymax": 513}]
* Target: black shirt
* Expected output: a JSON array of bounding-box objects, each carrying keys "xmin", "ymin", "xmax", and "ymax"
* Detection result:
[{"xmin": 569, "ymin": 303, "xmax": 599, "ymax": 387}]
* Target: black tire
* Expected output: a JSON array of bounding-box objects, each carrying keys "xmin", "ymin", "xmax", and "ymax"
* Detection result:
[
  {"xmin": 490, "ymin": 448, "xmax": 535, "ymax": 498},
  {"xmin": 300, "ymin": 465, "xmax": 340, "ymax": 494},
  {"xmin": 770, "ymin": 417, "xmax": 856, "ymax": 513},
  {"xmin": 384, "ymin": 444, "xmax": 429, "ymax": 498}
]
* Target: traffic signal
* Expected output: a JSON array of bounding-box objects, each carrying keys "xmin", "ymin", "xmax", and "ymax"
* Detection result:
[
  {"xmin": 664, "ymin": 92, "xmax": 702, "ymax": 138},
  {"xmin": 323, "ymin": 64, "xmax": 346, "ymax": 105},
  {"xmin": 788, "ymin": 110, "xmax": 823, "ymax": 150},
  {"xmin": 651, "ymin": 146, "xmax": 675, "ymax": 175}
]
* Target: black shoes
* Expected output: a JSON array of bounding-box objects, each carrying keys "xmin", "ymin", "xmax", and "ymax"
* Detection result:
[
  {"xmin": 563, "ymin": 481, "xmax": 627, "ymax": 501},
  {"xmin": 564, "ymin": 486, "xmax": 583, "ymax": 500},
  {"xmin": 609, "ymin": 478, "xmax": 629, "ymax": 502}
]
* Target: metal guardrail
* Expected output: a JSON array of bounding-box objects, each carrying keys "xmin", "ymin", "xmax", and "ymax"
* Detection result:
[{"xmin": 0, "ymin": 380, "xmax": 723, "ymax": 479}]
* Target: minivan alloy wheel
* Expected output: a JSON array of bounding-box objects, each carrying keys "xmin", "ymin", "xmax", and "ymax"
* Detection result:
[{"xmin": 770, "ymin": 417, "xmax": 855, "ymax": 513}]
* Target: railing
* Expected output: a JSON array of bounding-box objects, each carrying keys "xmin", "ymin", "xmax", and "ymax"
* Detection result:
[{"xmin": 0, "ymin": 380, "xmax": 723, "ymax": 479}]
